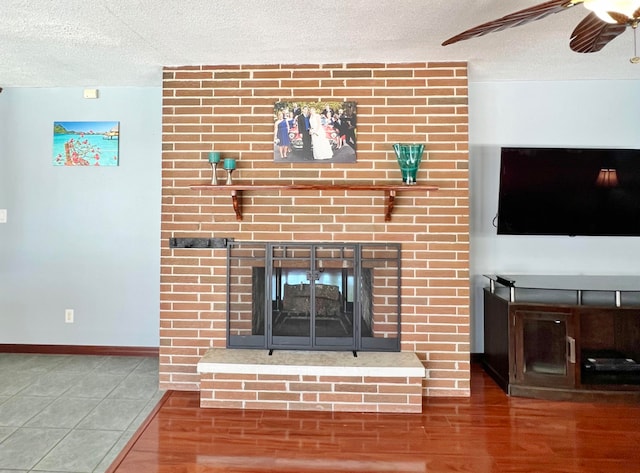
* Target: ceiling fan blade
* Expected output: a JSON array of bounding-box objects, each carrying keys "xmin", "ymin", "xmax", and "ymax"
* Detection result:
[
  {"xmin": 607, "ymin": 11, "xmax": 631, "ymax": 24},
  {"xmin": 570, "ymin": 12, "xmax": 627, "ymax": 53},
  {"xmin": 442, "ymin": 0, "xmax": 581, "ymax": 46}
]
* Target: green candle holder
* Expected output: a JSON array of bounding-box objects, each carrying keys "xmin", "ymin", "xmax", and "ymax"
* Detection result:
[
  {"xmin": 223, "ymin": 158, "xmax": 236, "ymax": 185},
  {"xmin": 393, "ymin": 143, "xmax": 424, "ymax": 185}
]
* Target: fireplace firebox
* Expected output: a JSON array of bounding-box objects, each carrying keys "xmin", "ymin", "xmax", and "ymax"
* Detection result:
[{"xmin": 226, "ymin": 242, "xmax": 401, "ymax": 352}]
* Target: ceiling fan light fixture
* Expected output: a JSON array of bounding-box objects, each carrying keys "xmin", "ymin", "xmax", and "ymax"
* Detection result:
[{"xmin": 583, "ymin": 0, "xmax": 640, "ymax": 23}]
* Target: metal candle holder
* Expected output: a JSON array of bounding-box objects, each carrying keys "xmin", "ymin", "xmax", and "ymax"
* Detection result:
[
  {"xmin": 210, "ymin": 162, "xmax": 219, "ymax": 185},
  {"xmin": 225, "ymin": 168, "xmax": 234, "ymax": 185}
]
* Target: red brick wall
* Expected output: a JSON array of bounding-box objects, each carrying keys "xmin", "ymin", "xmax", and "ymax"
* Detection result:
[
  {"xmin": 160, "ymin": 62, "xmax": 470, "ymax": 397},
  {"xmin": 200, "ymin": 372, "xmax": 424, "ymax": 413}
]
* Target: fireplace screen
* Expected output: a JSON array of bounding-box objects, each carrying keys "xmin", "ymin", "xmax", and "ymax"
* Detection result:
[{"xmin": 226, "ymin": 242, "xmax": 401, "ymax": 352}]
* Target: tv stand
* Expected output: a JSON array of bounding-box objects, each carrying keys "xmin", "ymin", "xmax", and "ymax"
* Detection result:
[{"xmin": 483, "ymin": 274, "xmax": 640, "ymax": 402}]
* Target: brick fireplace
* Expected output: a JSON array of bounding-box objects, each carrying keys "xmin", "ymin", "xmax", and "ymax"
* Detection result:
[{"xmin": 159, "ymin": 62, "xmax": 471, "ymax": 404}]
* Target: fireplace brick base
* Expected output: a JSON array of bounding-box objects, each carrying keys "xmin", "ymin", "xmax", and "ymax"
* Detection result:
[{"xmin": 198, "ymin": 349, "xmax": 426, "ymax": 413}]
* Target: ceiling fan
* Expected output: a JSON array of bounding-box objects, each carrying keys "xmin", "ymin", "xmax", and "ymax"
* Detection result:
[{"xmin": 442, "ymin": 0, "xmax": 640, "ymax": 59}]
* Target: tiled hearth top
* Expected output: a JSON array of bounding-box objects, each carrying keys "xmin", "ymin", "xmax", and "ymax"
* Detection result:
[{"xmin": 197, "ymin": 348, "xmax": 426, "ymax": 378}]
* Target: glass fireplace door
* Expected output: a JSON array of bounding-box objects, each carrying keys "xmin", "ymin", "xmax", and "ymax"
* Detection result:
[
  {"xmin": 312, "ymin": 245, "xmax": 356, "ymax": 349},
  {"xmin": 269, "ymin": 244, "xmax": 312, "ymax": 348},
  {"xmin": 269, "ymin": 243, "xmax": 356, "ymax": 350}
]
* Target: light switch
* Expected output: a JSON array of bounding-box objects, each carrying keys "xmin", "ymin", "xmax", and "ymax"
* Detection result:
[
  {"xmin": 0, "ymin": 209, "xmax": 6, "ymax": 223},
  {"xmin": 83, "ymin": 88, "xmax": 99, "ymax": 99}
]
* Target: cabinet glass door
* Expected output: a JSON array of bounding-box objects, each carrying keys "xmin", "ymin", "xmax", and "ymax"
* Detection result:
[{"xmin": 512, "ymin": 309, "xmax": 576, "ymax": 388}]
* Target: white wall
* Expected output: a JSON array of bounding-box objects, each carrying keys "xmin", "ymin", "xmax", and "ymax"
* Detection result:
[
  {"xmin": 468, "ymin": 80, "xmax": 640, "ymax": 351},
  {"xmin": 0, "ymin": 87, "xmax": 161, "ymax": 346},
  {"xmin": 3, "ymin": 80, "xmax": 638, "ymax": 351}
]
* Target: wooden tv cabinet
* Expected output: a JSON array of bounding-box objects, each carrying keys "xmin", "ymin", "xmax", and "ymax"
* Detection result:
[{"xmin": 483, "ymin": 275, "xmax": 640, "ymax": 402}]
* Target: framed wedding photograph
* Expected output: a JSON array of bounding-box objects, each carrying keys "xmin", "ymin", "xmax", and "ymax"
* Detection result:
[{"xmin": 273, "ymin": 101, "xmax": 357, "ymax": 163}]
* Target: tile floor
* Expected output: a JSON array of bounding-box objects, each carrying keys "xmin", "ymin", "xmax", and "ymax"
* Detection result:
[{"xmin": 0, "ymin": 353, "xmax": 163, "ymax": 473}]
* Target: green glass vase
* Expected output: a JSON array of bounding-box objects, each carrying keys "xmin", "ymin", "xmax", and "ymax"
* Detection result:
[{"xmin": 393, "ymin": 143, "xmax": 424, "ymax": 185}]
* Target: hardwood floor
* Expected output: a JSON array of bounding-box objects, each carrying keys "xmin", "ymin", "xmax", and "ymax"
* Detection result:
[{"xmin": 108, "ymin": 365, "xmax": 640, "ymax": 473}]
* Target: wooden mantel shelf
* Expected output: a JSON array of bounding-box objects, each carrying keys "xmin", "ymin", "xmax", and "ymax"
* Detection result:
[{"xmin": 190, "ymin": 183, "xmax": 438, "ymax": 221}]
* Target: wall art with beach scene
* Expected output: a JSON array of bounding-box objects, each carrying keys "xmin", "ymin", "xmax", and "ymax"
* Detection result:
[
  {"xmin": 53, "ymin": 121, "xmax": 119, "ymax": 166},
  {"xmin": 273, "ymin": 101, "xmax": 356, "ymax": 163}
]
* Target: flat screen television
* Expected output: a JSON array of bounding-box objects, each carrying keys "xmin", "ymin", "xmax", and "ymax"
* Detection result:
[{"xmin": 497, "ymin": 147, "xmax": 640, "ymax": 236}]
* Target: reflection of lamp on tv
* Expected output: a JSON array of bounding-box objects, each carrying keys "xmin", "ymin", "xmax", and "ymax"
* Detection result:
[{"xmin": 596, "ymin": 168, "xmax": 619, "ymax": 187}]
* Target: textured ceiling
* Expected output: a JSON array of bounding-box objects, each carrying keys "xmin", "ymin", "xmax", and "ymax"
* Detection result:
[{"xmin": 3, "ymin": 0, "xmax": 640, "ymax": 88}]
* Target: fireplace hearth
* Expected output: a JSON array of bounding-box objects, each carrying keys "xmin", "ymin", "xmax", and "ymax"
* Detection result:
[{"xmin": 227, "ymin": 242, "xmax": 401, "ymax": 352}]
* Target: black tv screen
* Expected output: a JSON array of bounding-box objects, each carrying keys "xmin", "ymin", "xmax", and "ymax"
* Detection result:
[{"xmin": 497, "ymin": 147, "xmax": 640, "ymax": 236}]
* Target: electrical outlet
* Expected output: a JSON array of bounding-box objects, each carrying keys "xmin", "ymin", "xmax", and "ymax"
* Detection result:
[
  {"xmin": 0, "ymin": 209, "xmax": 6, "ymax": 223},
  {"xmin": 65, "ymin": 309, "xmax": 74, "ymax": 323}
]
